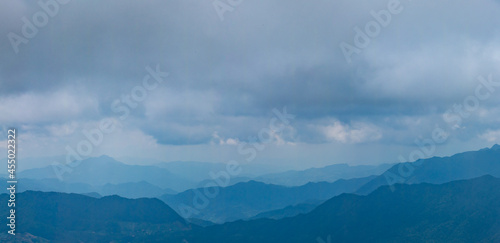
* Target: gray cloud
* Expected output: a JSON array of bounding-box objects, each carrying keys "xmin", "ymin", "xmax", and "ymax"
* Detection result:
[{"xmin": 1, "ymin": 0, "xmax": 500, "ymax": 164}]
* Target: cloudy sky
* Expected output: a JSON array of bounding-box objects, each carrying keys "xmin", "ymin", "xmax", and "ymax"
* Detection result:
[{"xmin": 1, "ymin": 0, "xmax": 500, "ymax": 170}]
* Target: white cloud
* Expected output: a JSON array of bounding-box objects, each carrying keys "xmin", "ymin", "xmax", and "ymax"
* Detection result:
[
  {"xmin": 0, "ymin": 90, "xmax": 98, "ymax": 124},
  {"xmin": 45, "ymin": 122, "xmax": 79, "ymax": 137},
  {"xmin": 479, "ymin": 129, "xmax": 500, "ymax": 142},
  {"xmin": 211, "ymin": 131, "xmax": 240, "ymax": 145},
  {"xmin": 320, "ymin": 121, "xmax": 382, "ymax": 144}
]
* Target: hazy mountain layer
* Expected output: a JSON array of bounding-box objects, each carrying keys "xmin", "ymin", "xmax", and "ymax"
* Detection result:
[
  {"xmin": 160, "ymin": 176, "xmax": 375, "ymax": 223},
  {"xmin": 170, "ymin": 175, "xmax": 500, "ymax": 243}
]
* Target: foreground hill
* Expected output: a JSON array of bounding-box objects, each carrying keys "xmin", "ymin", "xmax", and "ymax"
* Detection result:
[
  {"xmin": 168, "ymin": 175, "xmax": 500, "ymax": 242},
  {"xmin": 0, "ymin": 191, "xmax": 192, "ymax": 242},
  {"xmin": 160, "ymin": 176, "xmax": 375, "ymax": 223},
  {"xmin": 357, "ymin": 144, "xmax": 500, "ymax": 194}
]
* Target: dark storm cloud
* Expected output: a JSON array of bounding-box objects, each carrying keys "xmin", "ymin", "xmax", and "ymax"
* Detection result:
[{"xmin": 1, "ymin": 0, "xmax": 500, "ymax": 147}]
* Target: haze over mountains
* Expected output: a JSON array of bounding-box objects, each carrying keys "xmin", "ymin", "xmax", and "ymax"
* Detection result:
[
  {"xmin": 169, "ymin": 175, "xmax": 500, "ymax": 243},
  {"xmin": 357, "ymin": 144, "xmax": 500, "ymax": 195},
  {"xmin": 17, "ymin": 156, "xmax": 195, "ymax": 192},
  {"xmin": 2, "ymin": 145, "xmax": 500, "ymax": 242},
  {"xmin": 254, "ymin": 162, "xmax": 394, "ymax": 186},
  {"xmin": 160, "ymin": 176, "xmax": 375, "ymax": 223},
  {"xmin": 1, "ymin": 179, "xmax": 176, "ymax": 199},
  {"xmin": 154, "ymin": 161, "xmax": 286, "ymax": 182},
  {"xmin": 14, "ymin": 154, "xmax": 393, "ymax": 198},
  {"xmin": 4, "ymin": 0, "xmax": 500, "ymax": 241}
]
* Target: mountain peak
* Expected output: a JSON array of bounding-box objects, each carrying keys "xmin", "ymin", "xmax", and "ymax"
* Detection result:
[{"xmin": 491, "ymin": 144, "xmax": 500, "ymax": 150}]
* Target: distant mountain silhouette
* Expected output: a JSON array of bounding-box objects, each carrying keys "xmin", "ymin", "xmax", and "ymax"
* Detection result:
[
  {"xmin": 160, "ymin": 176, "xmax": 375, "ymax": 223},
  {"xmin": 99, "ymin": 181, "xmax": 177, "ymax": 198},
  {"xmin": 156, "ymin": 161, "xmax": 285, "ymax": 183},
  {"xmin": 255, "ymin": 163, "xmax": 394, "ymax": 186},
  {"xmin": 18, "ymin": 156, "xmax": 196, "ymax": 191},
  {"xmin": 13, "ymin": 178, "xmax": 95, "ymax": 194},
  {"xmin": 357, "ymin": 144, "xmax": 500, "ymax": 194},
  {"xmin": 171, "ymin": 175, "xmax": 500, "ymax": 242},
  {"xmin": 3, "ymin": 146, "xmax": 500, "ymax": 242},
  {"xmin": 2, "ymin": 177, "xmax": 177, "ymax": 199}
]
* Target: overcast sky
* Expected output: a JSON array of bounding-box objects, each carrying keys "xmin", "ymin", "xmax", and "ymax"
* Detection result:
[{"xmin": 1, "ymin": 0, "xmax": 500, "ymax": 170}]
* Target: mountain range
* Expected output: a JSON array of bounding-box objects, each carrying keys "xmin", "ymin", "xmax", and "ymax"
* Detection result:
[
  {"xmin": 1, "ymin": 178, "xmax": 177, "ymax": 199},
  {"xmin": 357, "ymin": 144, "xmax": 500, "ymax": 194},
  {"xmin": 3, "ymin": 175, "xmax": 499, "ymax": 242},
  {"xmin": 17, "ymin": 156, "xmax": 195, "ymax": 192},
  {"xmin": 254, "ymin": 162, "xmax": 394, "ymax": 186},
  {"xmin": 4, "ymin": 144, "xmax": 500, "ymax": 242},
  {"xmin": 166, "ymin": 175, "xmax": 500, "ymax": 242},
  {"xmin": 160, "ymin": 176, "xmax": 375, "ymax": 223}
]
